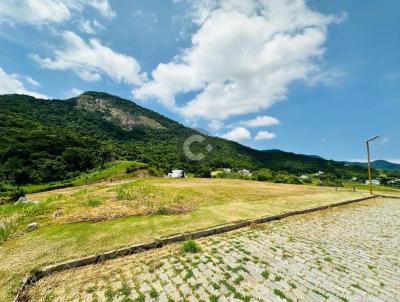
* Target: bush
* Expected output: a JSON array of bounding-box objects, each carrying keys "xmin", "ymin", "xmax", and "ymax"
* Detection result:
[
  {"xmin": 9, "ymin": 187, "xmax": 26, "ymax": 203},
  {"xmin": 0, "ymin": 220, "xmax": 16, "ymax": 242},
  {"xmin": 181, "ymin": 240, "xmax": 201, "ymax": 253}
]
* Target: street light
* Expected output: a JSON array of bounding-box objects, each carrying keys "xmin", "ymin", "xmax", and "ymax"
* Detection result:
[{"xmin": 366, "ymin": 135, "xmax": 380, "ymax": 195}]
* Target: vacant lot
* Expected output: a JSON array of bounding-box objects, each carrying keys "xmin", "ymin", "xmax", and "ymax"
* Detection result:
[
  {"xmin": 27, "ymin": 197, "xmax": 400, "ymax": 302},
  {"xmin": 0, "ymin": 178, "xmax": 367, "ymax": 301}
]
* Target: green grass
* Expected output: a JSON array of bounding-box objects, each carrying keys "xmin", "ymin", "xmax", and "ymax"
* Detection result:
[
  {"xmin": 17, "ymin": 161, "xmax": 150, "ymax": 194},
  {"xmin": 181, "ymin": 240, "xmax": 201, "ymax": 254},
  {"xmin": 0, "ymin": 177, "xmax": 372, "ymax": 302}
]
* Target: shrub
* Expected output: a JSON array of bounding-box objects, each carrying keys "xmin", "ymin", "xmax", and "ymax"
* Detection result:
[
  {"xmin": 8, "ymin": 187, "xmax": 26, "ymax": 203},
  {"xmin": 181, "ymin": 240, "xmax": 201, "ymax": 253},
  {"xmin": 0, "ymin": 219, "xmax": 17, "ymax": 242}
]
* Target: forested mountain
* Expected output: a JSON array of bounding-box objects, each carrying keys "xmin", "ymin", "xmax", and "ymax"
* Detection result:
[
  {"xmin": 346, "ymin": 160, "xmax": 400, "ymax": 172},
  {"xmin": 0, "ymin": 92, "xmax": 368, "ymax": 185}
]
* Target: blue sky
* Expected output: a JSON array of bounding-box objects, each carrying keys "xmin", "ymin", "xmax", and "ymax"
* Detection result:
[{"xmin": 0, "ymin": 0, "xmax": 398, "ymax": 163}]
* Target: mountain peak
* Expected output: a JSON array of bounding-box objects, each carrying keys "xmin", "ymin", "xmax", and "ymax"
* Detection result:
[{"xmin": 75, "ymin": 92, "xmax": 165, "ymax": 131}]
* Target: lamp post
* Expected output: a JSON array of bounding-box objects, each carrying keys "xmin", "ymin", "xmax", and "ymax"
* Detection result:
[{"xmin": 366, "ymin": 136, "xmax": 380, "ymax": 195}]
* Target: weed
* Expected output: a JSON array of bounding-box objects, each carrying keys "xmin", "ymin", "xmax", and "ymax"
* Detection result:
[
  {"xmin": 86, "ymin": 286, "xmax": 97, "ymax": 293},
  {"xmin": 274, "ymin": 275, "xmax": 282, "ymax": 282},
  {"xmin": 119, "ymin": 284, "xmax": 131, "ymax": 296},
  {"xmin": 288, "ymin": 282, "xmax": 297, "ymax": 289},
  {"xmin": 135, "ymin": 294, "xmax": 145, "ymax": 302},
  {"xmin": 181, "ymin": 240, "xmax": 201, "ymax": 253},
  {"xmin": 44, "ymin": 291, "xmax": 56, "ymax": 302},
  {"xmin": 0, "ymin": 219, "xmax": 16, "ymax": 242},
  {"xmin": 149, "ymin": 288, "xmax": 159, "ymax": 298},
  {"xmin": 209, "ymin": 295, "xmax": 219, "ymax": 302},
  {"xmin": 312, "ymin": 289, "xmax": 328, "ymax": 299},
  {"xmin": 104, "ymin": 288, "xmax": 115, "ymax": 302},
  {"xmin": 83, "ymin": 198, "xmax": 102, "ymax": 208},
  {"xmin": 234, "ymin": 275, "xmax": 244, "ymax": 285},
  {"xmin": 273, "ymin": 289, "xmax": 292, "ymax": 302},
  {"xmin": 351, "ymin": 284, "xmax": 365, "ymax": 291},
  {"xmin": 184, "ymin": 269, "xmax": 194, "ymax": 281}
]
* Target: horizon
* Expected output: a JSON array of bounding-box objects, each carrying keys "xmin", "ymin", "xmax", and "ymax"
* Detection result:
[{"xmin": 0, "ymin": 0, "xmax": 398, "ymax": 163}]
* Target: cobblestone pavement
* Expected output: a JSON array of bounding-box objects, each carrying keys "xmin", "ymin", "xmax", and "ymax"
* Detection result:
[{"xmin": 27, "ymin": 198, "xmax": 400, "ymax": 302}]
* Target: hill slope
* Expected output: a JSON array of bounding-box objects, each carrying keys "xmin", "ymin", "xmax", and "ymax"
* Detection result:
[
  {"xmin": 0, "ymin": 91, "xmax": 367, "ymax": 185},
  {"xmin": 346, "ymin": 160, "xmax": 400, "ymax": 172}
]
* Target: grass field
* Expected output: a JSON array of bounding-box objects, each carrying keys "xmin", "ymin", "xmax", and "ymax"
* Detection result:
[{"xmin": 0, "ymin": 177, "xmax": 371, "ymax": 301}]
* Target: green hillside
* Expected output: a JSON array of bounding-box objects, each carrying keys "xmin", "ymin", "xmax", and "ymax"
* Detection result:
[{"xmin": 0, "ymin": 91, "xmax": 369, "ymax": 186}]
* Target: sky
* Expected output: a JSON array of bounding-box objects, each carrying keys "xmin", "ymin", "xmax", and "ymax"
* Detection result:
[{"xmin": 0, "ymin": 0, "xmax": 399, "ymax": 163}]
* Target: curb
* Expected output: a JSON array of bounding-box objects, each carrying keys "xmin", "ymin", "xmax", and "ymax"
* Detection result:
[{"xmin": 15, "ymin": 195, "xmax": 378, "ymax": 301}]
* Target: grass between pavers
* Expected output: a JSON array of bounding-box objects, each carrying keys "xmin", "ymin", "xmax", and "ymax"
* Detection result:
[{"xmin": 0, "ymin": 178, "xmax": 369, "ymax": 301}]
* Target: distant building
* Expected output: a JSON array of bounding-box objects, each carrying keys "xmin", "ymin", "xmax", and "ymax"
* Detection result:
[
  {"xmin": 300, "ymin": 174, "xmax": 309, "ymax": 180},
  {"xmin": 168, "ymin": 170, "xmax": 185, "ymax": 178},
  {"xmin": 316, "ymin": 171, "xmax": 324, "ymax": 176},
  {"xmin": 223, "ymin": 168, "xmax": 232, "ymax": 173},
  {"xmin": 238, "ymin": 169, "xmax": 252, "ymax": 177},
  {"xmin": 365, "ymin": 179, "xmax": 380, "ymax": 185},
  {"xmin": 350, "ymin": 177, "xmax": 358, "ymax": 181}
]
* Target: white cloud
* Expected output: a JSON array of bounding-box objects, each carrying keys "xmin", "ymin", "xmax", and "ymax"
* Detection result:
[
  {"xmin": 255, "ymin": 130, "xmax": 276, "ymax": 140},
  {"xmin": 64, "ymin": 88, "xmax": 84, "ymax": 98},
  {"xmin": 0, "ymin": 0, "xmax": 114, "ymax": 26},
  {"xmin": 241, "ymin": 115, "xmax": 280, "ymax": 127},
  {"xmin": 221, "ymin": 127, "xmax": 251, "ymax": 141},
  {"xmin": 25, "ymin": 76, "xmax": 40, "ymax": 87},
  {"xmin": 208, "ymin": 120, "xmax": 225, "ymax": 130},
  {"xmin": 388, "ymin": 159, "xmax": 400, "ymax": 164},
  {"xmin": 0, "ymin": 67, "xmax": 48, "ymax": 99},
  {"xmin": 32, "ymin": 31, "xmax": 145, "ymax": 85},
  {"xmin": 78, "ymin": 19, "xmax": 104, "ymax": 34},
  {"xmin": 381, "ymin": 138, "xmax": 389, "ymax": 144},
  {"xmin": 134, "ymin": 0, "xmax": 344, "ymax": 121},
  {"xmin": 320, "ymin": 138, "xmax": 327, "ymax": 143}
]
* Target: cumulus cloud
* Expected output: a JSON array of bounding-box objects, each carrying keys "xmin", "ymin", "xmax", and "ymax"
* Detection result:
[
  {"xmin": 255, "ymin": 130, "xmax": 276, "ymax": 140},
  {"xmin": 241, "ymin": 115, "xmax": 280, "ymax": 127},
  {"xmin": 0, "ymin": 67, "xmax": 47, "ymax": 99},
  {"xmin": 133, "ymin": 0, "xmax": 344, "ymax": 121},
  {"xmin": 32, "ymin": 31, "xmax": 145, "ymax": 85},
  {"xmin": 221, "ymin": 127, "xmax": 251, "ymax": 141},
  {"xmin": 78, "ymin": 19, "xmax": 104, "ymax": 34},
  {"xmin": 0, "ymin": 0, "xmax": 114, "ymax": 25}
]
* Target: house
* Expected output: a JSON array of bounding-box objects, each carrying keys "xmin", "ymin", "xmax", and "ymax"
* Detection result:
[
  {"xmin": 365, "ymin": 179, "xmax": 380, "ymax": 185},
  {"xmin": 300, "ymin": 174, "xmax": 309, "ymax": 180},
  {"xmin": 223, "ymin": 168, "xmax": 232, "ymax": 173},
  {"xmin": 168, "ymin": 170, "xmax": 185, "ymax": 178},
  {"xmin": 315, "ymin": 171, "xmax": 324, "ymax": 176},
  {"xmin": 238, "ymin": 169, "xmax": 252, "ymax": 177}
]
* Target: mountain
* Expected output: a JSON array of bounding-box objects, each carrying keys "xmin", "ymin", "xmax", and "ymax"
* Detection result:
[
  {"xmin": 0, "ymin": 91, "xmax": 368, "ymax": 185},
  {"xmin": 346, "ymin": 160, "xmax": 400, "ymax": 172}
]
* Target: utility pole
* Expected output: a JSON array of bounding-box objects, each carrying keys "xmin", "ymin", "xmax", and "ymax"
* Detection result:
[{"xmin": 366, "ymin": 136, "xmax": 380, "ymax": 195}]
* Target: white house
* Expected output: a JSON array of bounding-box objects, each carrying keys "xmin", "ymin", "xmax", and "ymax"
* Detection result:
[
  {"xmin": 238, "ymin": 169, "xmax": 252, "ymax": 177},
  {"xmin": 300, "ymin": 174, "xmax": 309, "ymax": 180},
  {"xmin": 168, "ymin": 170, "xmax": 185, "ymax": 178},
  {"xmin": 223, "ymin": 168, "xmax": 232, "ymax": 173},
  {"xmin": 365, "ymin": 179, "xmax": 380, "ymax": 185}
]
